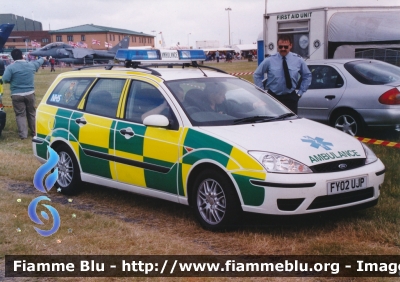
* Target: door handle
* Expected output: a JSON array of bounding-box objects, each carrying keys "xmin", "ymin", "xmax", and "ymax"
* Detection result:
[
  {"xmin": 75, "ymin": 118, "xmax": 87, "ymax": 125},
  {"xmin": 325, "ymin": 95, "xmax": 335, "ymax": 100},
  {"xmin": 120, "ymin": 128, "xmax": 135, "ymax": 137}
]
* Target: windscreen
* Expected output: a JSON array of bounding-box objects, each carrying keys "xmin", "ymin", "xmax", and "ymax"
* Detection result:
[{"xmin": 165, "ymin": 77, "xmax": 292, "ymax": 126}]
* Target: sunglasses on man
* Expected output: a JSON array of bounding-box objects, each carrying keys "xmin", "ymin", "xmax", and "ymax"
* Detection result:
[{"xmin": 278, "ymin": 45, "xmax": 290, "ymax": 49}]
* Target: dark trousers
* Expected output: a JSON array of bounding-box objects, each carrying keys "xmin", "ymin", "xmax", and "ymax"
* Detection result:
[
  {"xmin": 11, "ymin": 93, "xmax": 36, "ymax": 139},
  {"xmin": 267, "ymin": 90, "xmax": 299, "ymax": 114}
]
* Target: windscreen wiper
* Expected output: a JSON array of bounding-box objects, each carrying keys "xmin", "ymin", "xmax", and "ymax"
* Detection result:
[
  {"xmin": 233, "ymin": 115, "xmax": 275, "ymax": 124},
  {"xmin": 233, "ymin": 113, "xmax": 296, "ymax": 124},
  {"xmin": 267, "ymin": 112, "xmax": 297, "ymax": 121}
]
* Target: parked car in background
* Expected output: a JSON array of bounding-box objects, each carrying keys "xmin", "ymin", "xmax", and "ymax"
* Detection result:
[{"xmin": 298, "ymin": 59, "xmax": 400, "ymax": 136}]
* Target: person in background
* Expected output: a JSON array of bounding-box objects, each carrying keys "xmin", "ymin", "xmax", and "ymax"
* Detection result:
[
  {"xmin": 253, "ymin": 34, "xmax": 311, "ymax": 114},
  {"xmin": 0, "ymin": 59, "xmax": 6, "ymax": 136},
  {"xmin": 2, "ymin": 49, "xmax": 46, "ymax": 139},
  {"xmin": 49, "ymin": 56, "xmax": 56, "ymax": 72},
  {"xmin": 228, "ymin": 52, "xmax": 233, "ymax": 62},
  {"xmin": 216, "ymin": 50, "xmax": 220, "ymax": 63}
]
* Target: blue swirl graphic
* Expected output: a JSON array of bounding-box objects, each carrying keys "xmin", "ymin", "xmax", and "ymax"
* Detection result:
[
  {"xmin": 28, "ymin": 196, "xmax": 61, "ymax": 237},
  {"xmin": 33, "ymin": 146, "xmax": 59, "ymax": 193}
]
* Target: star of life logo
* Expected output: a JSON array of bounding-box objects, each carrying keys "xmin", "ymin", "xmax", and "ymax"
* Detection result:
[{"xmin": 301, "ymin": 136, "xmax": 333, "ymax": 151}]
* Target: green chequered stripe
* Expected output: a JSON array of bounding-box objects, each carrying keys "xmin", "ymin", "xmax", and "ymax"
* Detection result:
[
  {"xmin": 79, "ymin": 143, "xmax": 112, "ymax": 178},
  {"xmin": 183, "ymin": 129, "xmax": 233, "ymax": 166},
  {"xmin": 184, "ymin": 129, "xmax": 233, "ymax": 155},
  {"xmin": 178, "ymin": 128, "xmax": 233, "ymax": 197},
  {"xmin": 144, "ymin": 164, "xmax": 178, "ymax": 194},
  {"xmin": 69, "ymin": 111, "xmax": 84, "ymax": 140},
  {"xmin": 113, "ymin": 122, "xmax": 146, "ymax": 156},
  {"xmin": 51, "ymin": 128, "xmax": 69, "ymax": 140},
  {"xmin": 109, "ymin": 120, "xmax": 117, "ymax": 149},
  {"xmin": 232, "ymin": 174, "xmax": 265, "ymax": 206}
]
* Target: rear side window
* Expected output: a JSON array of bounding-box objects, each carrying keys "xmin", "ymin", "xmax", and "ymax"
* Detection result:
[
  {"xmin": 84, "ymin": 78, "xmax": 126, "ymax": 118},
  {"xmin": 47, "ymin": 78, "xmax": 94, "ymax": 108},
  {"xmin": 344, "ymin": 60, "xmax": 400, "ymax": 85},
  {"xmin": 308, "ymin": 65, "xmax": 344, "ymax": 89}
]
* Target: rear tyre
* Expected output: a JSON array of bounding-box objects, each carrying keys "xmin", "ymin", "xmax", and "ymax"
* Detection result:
[
  {"xmin": 331, "ymin": 110, "xmax": 365, "ymax": 136},
  {"xmin": 54, "ymin": 144, "xmax": 81, "ymax": 195},
  {"xmin": 191, "ymin": 169, "xmax": 241, "ymax": 231}
]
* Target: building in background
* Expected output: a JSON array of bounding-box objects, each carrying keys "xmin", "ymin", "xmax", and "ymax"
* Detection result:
[
  {"xmin": 0, "ymin": 13, "xmax": 42, "ymax": 31},
  {"xmin": 1, "ymin": 14, "xmax": 155, "ymax": 52},
  {"xmin": 49, "ymin": 24, "xmax": 154, "ymax": 50},
  {"xmin": 0, "ymin": 14, "xmax": 47, "ymax": 51}
]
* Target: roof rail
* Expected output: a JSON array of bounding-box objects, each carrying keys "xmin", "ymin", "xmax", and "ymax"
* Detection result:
[
  {"xmin": 140, "ymin": 62, "xmax": 228, "ymax": 74},
  {"xmin": 72, "ymin": 63, "xmax": 162, "ymax": 76},
  {"xmin": 72, "ymin": 61, "xmax": 225, "ymax": 76},
  {"xmin": 124, "ymin": 61, "xmax": 162, "ymax": 76},
  {"xmin": 73, "ymin": 64, "xmax": 123, "ymax": 71}
]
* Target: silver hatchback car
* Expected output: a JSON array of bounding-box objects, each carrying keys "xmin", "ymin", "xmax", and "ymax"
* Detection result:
[{"xmin": 298, "ymin": 59, "xmax": 400, "ymax": 136}]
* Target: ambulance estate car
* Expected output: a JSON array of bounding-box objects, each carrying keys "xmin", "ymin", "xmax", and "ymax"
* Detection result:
[{"xmin": 32, "ymin": 49, "xmax": 385, "ymax": 230}]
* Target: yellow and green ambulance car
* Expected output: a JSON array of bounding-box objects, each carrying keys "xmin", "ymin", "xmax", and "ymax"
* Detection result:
[{"xmin": 32, "ymin": 49, "xmax": 385, "ymax": 230}]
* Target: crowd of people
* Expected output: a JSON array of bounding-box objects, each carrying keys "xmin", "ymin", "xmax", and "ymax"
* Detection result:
[{"xmin": 205, "ymin": 50, "xmax": 257, "ymax": 62}]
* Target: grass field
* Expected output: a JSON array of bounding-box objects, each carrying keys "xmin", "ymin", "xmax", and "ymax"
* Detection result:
[{"xmin": 1, "ymin": 61, "xmax": 399, "ymax": 281}]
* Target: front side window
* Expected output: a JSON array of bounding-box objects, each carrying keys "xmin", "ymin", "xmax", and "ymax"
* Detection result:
[
  {"xmin": 308, "ymin": 65, "xmax": 344, "ymax": 89},
  {"xmin": 125, "ymin": 81, "xmax": 172, "ymax": 124},
  {"xmin": 344, "ymin": 60, "xmax": 400, "ymax": 85},
  {"xmin": 84, "ymin": 78, "xmax": 126, "ymax": 118},
  {"xmin": 47, "ymin": 78, "xmax": 95, "ymax": 109},
  {"xmin": 165, "ymin": 78, "xmax": 290, "ymax": 126}
]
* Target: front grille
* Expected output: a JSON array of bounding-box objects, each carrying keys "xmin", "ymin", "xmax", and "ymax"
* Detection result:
[
  {"xmin": 277, "ymin": 198, "xmax": 305, "ymax": 211},
  {"xmin": 310, "ymin": 159, "xmax": 365, "ymax": 173},
  {"xmin": 307, "ymin": 187, "xmax": 374, "ymax": 210}
]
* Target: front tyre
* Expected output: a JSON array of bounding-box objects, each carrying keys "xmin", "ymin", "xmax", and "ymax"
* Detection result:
[
  {"xmin": 192, "ymin": 169, "xmax": 241, "ymax": 231},
  {"xmin": 54, "ymin": 144, "xmax": 81, "ymax": 195}
]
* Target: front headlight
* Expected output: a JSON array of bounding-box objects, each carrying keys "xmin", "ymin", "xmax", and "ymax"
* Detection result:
[
  {"xmin": 361, "ymin": 142, "xmax": 378, "ymax": 165},
  {"xmin": 248, "ymin": 151, "xmax": 313, "ymax": 173}
]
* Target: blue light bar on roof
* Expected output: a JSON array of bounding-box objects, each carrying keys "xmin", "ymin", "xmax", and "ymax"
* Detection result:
[
  {"xmin": 114, "ymin": 49, "xmax": 206, "ymax": 62},
  {"xmin": 115, "ymin": 49, "xmax": 161, "ymax": 61},
  {"xmin": 177, "ymin": 50, "xmax": 206, "ymax": 60}
]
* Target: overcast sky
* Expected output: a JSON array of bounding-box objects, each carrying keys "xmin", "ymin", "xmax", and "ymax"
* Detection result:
[{"xmin": 2, "ymin": 0, "xmax": 399, "ymax": 48}]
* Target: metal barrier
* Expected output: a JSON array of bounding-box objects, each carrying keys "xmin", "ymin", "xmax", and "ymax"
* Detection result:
[{"xmin": 356, "ymin": 137, "xmax": 400, "ymax": 149}]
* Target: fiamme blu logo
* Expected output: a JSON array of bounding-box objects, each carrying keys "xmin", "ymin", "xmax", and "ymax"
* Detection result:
[{"xmin": 28, "ymin": 146, "xmax": 61, "ymax": 236}]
